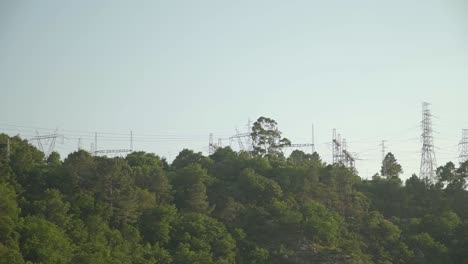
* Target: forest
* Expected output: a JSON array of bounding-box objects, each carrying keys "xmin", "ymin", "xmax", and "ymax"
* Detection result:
[{"xmin": 0, "ymin": 117, "xmax": 467, "ymax": 264}]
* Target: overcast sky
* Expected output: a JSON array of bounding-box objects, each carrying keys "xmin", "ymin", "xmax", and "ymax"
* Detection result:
[{"xmin": 1, "ymin": 0, "xmax": 467, "ymax": 179}]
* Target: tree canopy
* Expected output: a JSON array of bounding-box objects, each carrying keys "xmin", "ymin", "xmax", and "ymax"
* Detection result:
[
  {"xmin": 1, "ymin": 124, "xmax": 468, "ymax": 263},
  {"xmin": 381, "ymin": 152, "xmax": 403, "ymax": 179},
  {"xmin": 251, "ymin": 117, "xmax": 291, "ymax": 157}
]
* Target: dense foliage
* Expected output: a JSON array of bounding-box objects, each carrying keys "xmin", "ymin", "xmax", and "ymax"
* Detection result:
[{"xmin": 1, "ymin": 121, "xmax": 468, "ymax": 263}]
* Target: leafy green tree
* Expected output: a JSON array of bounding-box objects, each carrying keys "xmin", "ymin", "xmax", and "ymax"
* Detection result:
[
  {"xmin": 419, "ymin": 210, "xmax": 461, "ymax": 244},
  {"xmin": 237, "ymin": 168, "xmax": 283, "ymax": 205},
  {"xmin": 170, "ymin": 213, "xmax": 236, "ymax": 264},
  {"xmin": 407, "ymin": 233, "xmax": 449, "ymax": 264},
  {"xmin": 142, "ymin": 243, "xmax": 172, "ymax": 264},
  {"xmin": 437, "ymin": 161, "xmax": 467, "ymax": 190},
  {"xmin": 8, "ymin": 136, "xmax": 44, "ymax": 177},
  {"xmin": 4, "ymin": 133, "xmax": 468, "ymax": 264},
  {"xmin": 126, "ymin": 151, "xmax": 172, "ymax": 204},
  {"xmin": 20, "ymin": 216, "xmax": 73, "ymax": 264},
  {"xmin": 362, "ymin": 211, "xmax": 412, "ymax": 264},
  {"xmin": 287, "ymin": 150, "xmax": 322, "ymax": 166},
  {"xmin": 247, "ymin": 246, "xmax": 269, "ymax": 264},
  {"xmin": 71, "ymin": 215, "xmax": 110, "ymax": 263},
  {"xmin": 381, "ymin": 152, "xmax": 403, "ymax": 179},
  {"xmin": 360, "ymin": 176, "xmax": 403, "ymax": 217},
  {"xmin": 7, "ymin": 136, "xmax": 47, "ymax": 199},
  {"xmin": 451, "ymin": 220, "xmax": 468, "ymax": 263},
  {"xmin": 73, "ymin": 215, "xmax": 146, "ymax": 264},
  {"xmin": 138, "ymin": 204, "xmax": 177, "ymax": 245},
  {"xmin": 301, "ymin": 200, "xmax": 342, "ymax": 246},
  {"xmin": 0, "ymin": 244, "xmax": 24, "ymax": 264},
  {"xmin": 95, "ymin": 157, "xmax": 139, "ymax": 228},
  {"xmin": 30, "ymin": 189, "xmax": 71, "ymax": 229},
  {"xmin": 59, "ymin": 150, "xmax": 97, "ymax": 195},
  {"xmin": 171, "ymin": 163, "xmax": 212, "ymax": 213},
  {"xmin": 0, "ymin": 181, "xmax": 23, "ymax": 264},
  {"xmin": 171, "ymin": 149, "xmax": 213, "ymax": 171},
  {"xmin": 0, "ymin": 181, "xmax": 20, "ymax": 244},
  {"xmin": 46, "ymin": 151, "xmax": 62, "ymax": 167},
  {"xmin": 251, "ymin": 117, "xmax": 291, "ymax": 157},
  {"xmin": 401, "ymin": 174, "xmax": 432, "ymax": 218},
  {"xmin": 288, "ymin": 150, "xmax": 310, "ymax": 164},
  {"xmin": 172, "ymin": 243, "xmax": 213, "ymax": 264},
  {"xmin": 216, "ymin": 197, "xmax": 244, "ymax": 225}
]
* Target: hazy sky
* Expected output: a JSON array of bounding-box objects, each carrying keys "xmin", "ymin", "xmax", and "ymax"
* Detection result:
[{"xmin": 1, "ymin": 0, "xmax": 467, "ymax": 179}]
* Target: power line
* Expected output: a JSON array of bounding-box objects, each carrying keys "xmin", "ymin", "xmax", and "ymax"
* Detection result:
[
  {"xmin": 1, "ymin": 126, "xmax": 217, "ymax": 143},
  {"xmin": 0, "ymin": 123, "xmax": 230, "ymax": 139}
]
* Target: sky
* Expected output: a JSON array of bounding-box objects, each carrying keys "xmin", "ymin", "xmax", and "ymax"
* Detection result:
[{"xmin": 1, "ymin": 0, "xmax": 468, "ymax": 180}]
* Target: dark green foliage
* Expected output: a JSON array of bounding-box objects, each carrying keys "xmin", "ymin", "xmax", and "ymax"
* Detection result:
[
  {"xmin": 407, "ymin": 233, "xmax": 449, "ymax": 264},
  {"xmin": 171, "ymin": 149, "xmax": 213, "ymax": 171},
  {"xmin": 302, "ymin": 200, "xmax": 342, "ymax": 246},
  {"xmin": 138, "ymin": 205, "xmax": 177, "ymax": 245},
  {"xmin": 0, "ymin": 181, "xmax": 23, "ymax": 263},
  {"xmin": 251, "ymin": 116, "xmax": 291, "ymax": 157},
  {"xmin": 126, "ymin": 152, "xmax": 172, "ymax": 204},
  {"xmin": 95, "ymin": 157, "xmax": 139, "ymax": 228},
  {"xmin": 2, "ymin": 130, "xmax": 468, "ymax": 263},
  {"xmin": 20, "ymin": 216, "xmax": 73, "ymax": 264},
  {"xmin": 171, "ymin": 163, "xmax": 212, "ymax": 213},
  {"xmin": 381, "ymin": 152, "xmax": 403, "ymax": 179},
  {"xmin": 29, "ymin": 189, "xmax": 71, "ymax": 228},
  {"xmin": 169, "ymin": 213, "xmax": 236, "ymax": 264},
  {"xmin": 0, "ymin": 181, "xmax": 20, "ymax": 244}
]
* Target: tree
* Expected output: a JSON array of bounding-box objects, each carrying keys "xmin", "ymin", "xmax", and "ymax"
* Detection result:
[
  {"xmin": 419, "ymin": 210, "xmax": 461, "ymax": 244},
  {"xmin": 20, "ymin": 216, "xmax": 73, "ymax": 264},
  {"xmin": 301, "ymin": 200, "xmax": 342, "ymax": 246},
  {"xmin": 437, "ymin": 161, "xmax": 467, "ymax": 190},
  {"xmin": 237, "ymin": 168, "xmax": 283, "ymax": 205},
  {"xmin": 138, "ymin": 204, "xmax": 177, "ymax": 245},
  {"xmin": 0, "ymin": 181, "xmax": 20, "ymax": 244},
  {"xmin": 362, "ymin": 211, "xmax": 412, "ymax": 263},
  {"xmin": 171, "ymin": 163, "xmax": 212, "ymax": 213},
  {"xmin": 95, "ymin": 157, "xmax": 139, "ymax": 228},
  {"xmin": 246, "ymin": 247, "xmax": 269, "ymax": 264},
  {"xmin": 5, "ymin": 133, "xmax": 468, "ymax": 263},
  {"xmin": 251, "ymin": 117, "xmax": 291, "ymax": 157},
  {"xmin": 0, "ymin": 181, "xmax": 23, "ymax": 264},
  {"xmin": 381, "ymin": 152, "xmax": 403, "ymax": 179},
  {"xmin": 0, "ymin": 243, "xmax": 24, "ymax": 264},
  {"xmin": 126, "ymin": 151, "xmax": 172, "ymax": 204},
  {"xmin": 407, "ymin": 233, "xmax": 449, "ymax": 263},
  {"xmin": 30, "ymin": 189, "xmax": 71, "ymax": 229},
  {"xmin": 46, "ymin": 151, "xmax": 61, "ymax": 167},
  {"xmin": 59, "ymin": 150, "xmax": 97, "ymax": 195},
  {"xmin": 171, "ymin": 149, "xmax": 213, "ymax": 171},
  {"xmin": 170, "ymin": 213, "xmax": 236, "ymax": 264}
]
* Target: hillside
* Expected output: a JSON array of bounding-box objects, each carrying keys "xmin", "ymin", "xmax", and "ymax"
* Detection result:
[{"xmin": 0, "ymin": 130, "xmax": 468, "ymax": 263}]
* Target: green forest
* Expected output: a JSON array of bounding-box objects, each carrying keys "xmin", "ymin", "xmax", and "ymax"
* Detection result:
[{"xmin": 1, "ymin": 117, "xmax": 467, "ymax": 264}]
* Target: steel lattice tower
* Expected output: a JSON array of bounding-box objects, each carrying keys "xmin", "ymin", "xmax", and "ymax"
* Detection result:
[
  {"xmin": 208, "ymin": 133, "xmax": 215, "ymax": 155},
  {"xmin": 332, "ymin": 129, "xmax": 342, "ymax": 164},
  {"xmin": 380, "ymin": 140, "xmax": 387, "ymax": 177},
  {"xmin": 31, "ymin": 130, "xmax": 62, "ymax": 158},
  {"xmin": 459, "ymin": 129, "xmax": 468, "ymax": 164},
  {"xmin": 419, "ymin": 102, "xmax": 437, "ymax": 184}
]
